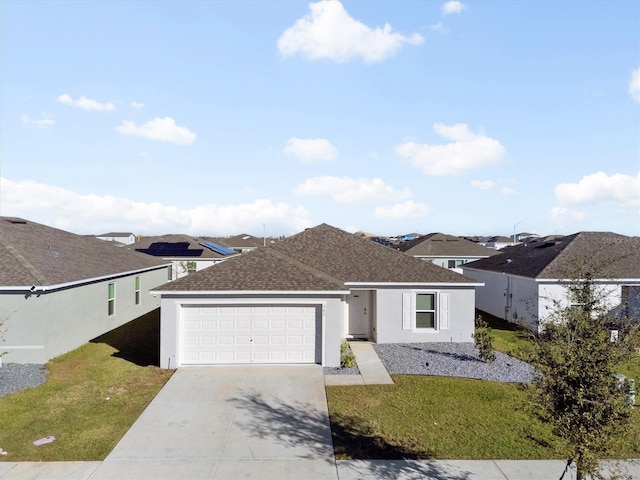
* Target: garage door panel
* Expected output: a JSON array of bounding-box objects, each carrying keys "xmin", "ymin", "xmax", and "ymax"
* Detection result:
[{"xmin": 181, "ymin": 305, "xmax": 319, "ymax": 365}]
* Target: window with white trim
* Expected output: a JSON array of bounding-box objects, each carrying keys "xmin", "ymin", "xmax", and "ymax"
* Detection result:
[
  {"xmin": 416, "ymin": 293, "xmax": 436, "ymax": 329},
  {"xmin": 108, "ymin": 282, "xmax": 115, "ymax": 316},
  {"xmin": 402, "ymin": 291, "xmax": 450, "ymax": 331}
]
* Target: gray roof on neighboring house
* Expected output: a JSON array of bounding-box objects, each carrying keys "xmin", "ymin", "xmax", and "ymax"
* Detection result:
[
  {"xmin": 207, "ymin": 234, "xmax": 266, "ymax": 249},
  {"xmin": 156, "ymin": 223, "xmax": 479, "ymax": 292},
  {"xmin": 463, "ymin": 232, "xmax": 640, "ymax": 279},
  {"xmin": 397, "ymin": 233, "xmax": 500, "ymax": 257},
  {"xmin": 97, "ymin": 232, "xmax": 134, "ymax": 237},
  {"xmin": 0, "ymin": 217, "xmax": 168, "ymax": 287}
]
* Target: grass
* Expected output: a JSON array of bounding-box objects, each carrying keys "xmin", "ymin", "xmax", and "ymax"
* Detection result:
[
  {"xmin": 327, "ymin": 375, "xmax": 640, "ymax": 460},
  {"xmin": 0, "ymin": 310, "xmax": 173, "ymax": 461},
  {"xmin": 327, "ymin": 310, "xmax": 640, "ymax": 460}
]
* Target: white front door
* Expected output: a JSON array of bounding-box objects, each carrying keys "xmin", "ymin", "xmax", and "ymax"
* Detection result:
[{"xmin": 348, "ymin": 290, "xmax": 370, "ymax": 338}]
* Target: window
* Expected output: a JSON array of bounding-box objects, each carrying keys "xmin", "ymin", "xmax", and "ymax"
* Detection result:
[
  {"xmin": 186, "ymin": 261, "xmax": 196, "ymax": 274},
  {"xmin": 134, "ymin": 276, "xmax": 140, "ymax": 305},
  {"xmin": 416, "ymin": 293, "xmax": 436, "ymax": 329},
  {"xmin": 167, "ymin": 265, "xmax": 173, "ymax": 280},
  {"xmin": 108, "ymin": 283, "xmax": 115, "ymax": 316},
  {"xmin": 447, "ymin": 259, "xmax": 466, "ymax": 269},
  {"xmin": 403, "ymin": 291, "xmax": 449, "ymax": 331}
]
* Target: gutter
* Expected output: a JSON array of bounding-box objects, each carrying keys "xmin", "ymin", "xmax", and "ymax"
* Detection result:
[{"xmin": 1, "ymin": 263, "xmax": 171, "ymax": 293}]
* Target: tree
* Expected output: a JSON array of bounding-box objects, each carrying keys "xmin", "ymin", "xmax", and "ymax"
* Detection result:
[
  {"xmin": 533, "ymin": 268, "xmax": 639, "ymax": 480},
  {"xmin": 473, "ymin": 315, "xmax": 496, "ymax": 363}
]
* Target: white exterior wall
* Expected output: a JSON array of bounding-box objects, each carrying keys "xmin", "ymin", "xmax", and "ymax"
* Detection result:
[
  {"xmin": 170, "ymin": 259, "xmax": 222, "ymax": 280},
  {"xmin": 159, "ymin": 294, "xmax": 344, "ymax": 369},
  {"xmin": 0, "ymin": 266, "xmax": 168, "ymax": 364},
  {"xmin": 373, "ymin": 287, "xmax": 476, "ymax": 344},
  {"xmin": 463, "ymin": 266, "xmax": 636, "ymax": 332}
]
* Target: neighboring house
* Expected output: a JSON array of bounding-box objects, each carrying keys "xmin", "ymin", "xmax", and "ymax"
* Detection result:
[
  {"xmin": 462, "ymin": 232, "xmax": 640, "ymax": 332},
  {"xmin": 152, "ymin": 224, "xmax": 482, "ymax": 369},
  {"xmin": 204, "ymin": 234, "xmax": 266, "ymax": 253},
  {"xmin": 396, "ymin": 233, "xmax": 499, "ymax": 272},
  {"xmin": 130, "ymin": 235, "xmax": 237, "ymax": 280},
  {"xmin": 0, "ymin": 217, "xmax": 170, "ymax": 364},
  {"xmin": 96, "ymin": 231, "xmax": 136, "ymax": 245},
  {"xmin": 480, "ymin": 236, "xmax": 520, "ymax": 250}
]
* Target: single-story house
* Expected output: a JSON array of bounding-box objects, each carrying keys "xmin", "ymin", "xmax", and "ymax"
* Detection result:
[
  {"xmin": 130, "ymin": 234, "xmax": 237, "ymax": 280},
  {"xmin": 95, "ymin": 231, "xmax": 136, "ymax": 245},
  {"xmin": 462, "ymin": 232, "xmax": 640, "ymax": 332},
  {"xmin": 479, "ymin": 236, "xmax": 520, "ymax": 250},
  {"xmin": 152, "ymin": 223, "xmax": 482, "ymax": 369},
  {"xmin": 204, "ymin": 234, "xmax": 267, "ymax": 253},
  {"xmin": 396, "ymin": 232, "xmax": 499, "ymax": 272},
  {"xmin": 0, "ymin": 217, "xmax": 170, "ymax": 364}
]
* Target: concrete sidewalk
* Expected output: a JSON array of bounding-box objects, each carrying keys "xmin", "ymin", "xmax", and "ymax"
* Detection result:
[
  {"xmin": 324, "ymin": 341, "xmax": 393, "ymax": 386},
  {"xmin": 2, "ymin": 459, "xmax": 639, "ymax": 479}
]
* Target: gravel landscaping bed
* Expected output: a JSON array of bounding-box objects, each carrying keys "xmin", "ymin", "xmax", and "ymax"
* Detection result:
[
  {"xmin": 323, "ymin": 365, "xmax": 360, "ymax": 375},
  {"xmin": 0, "ymin": 363, "xmax": 49, "ymax": 398},
  {"xmin": 373, "ymin": 343, "xmax": 535, "ymax": 383}
]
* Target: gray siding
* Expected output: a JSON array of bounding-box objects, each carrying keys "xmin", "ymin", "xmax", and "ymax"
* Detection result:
[
  {"xmin": 374, "ymin": 287, "xmax": 476, "ymax": 344},
  {"xmin": 0, "ymin": 267, "xmax": 168, "ymax": 364}
]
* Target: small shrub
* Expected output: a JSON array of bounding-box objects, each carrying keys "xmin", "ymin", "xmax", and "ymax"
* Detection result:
[
  {"xmin": 340, "ymin": 339, "xmax": 356, "ymax": 368},
  {"xmin": 474, "ymin": 316, "xmax": 496, "ymax": 363}
]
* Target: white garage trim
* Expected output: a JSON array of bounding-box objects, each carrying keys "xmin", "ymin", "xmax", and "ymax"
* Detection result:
[{"xmin": 178, "ymin": 302, "xmax": 324, "ymax": 365}]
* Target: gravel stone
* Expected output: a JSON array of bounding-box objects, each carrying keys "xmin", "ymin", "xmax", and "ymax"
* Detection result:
[
  {"xmin": 323, "ymin": 365, "xmax": 360, "ymax": 375},
  {"xmin": 0, "ymin": 363, "xmax": 49, "ymax": 398},
  {"xmin": 372, "ymin": 343, "xmax": 535, "ymax": 383}
]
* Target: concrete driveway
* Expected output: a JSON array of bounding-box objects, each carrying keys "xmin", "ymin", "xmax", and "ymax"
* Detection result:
[{"xmin": 90, "ymin": 365, "xmax": 338, "ymax": 480}]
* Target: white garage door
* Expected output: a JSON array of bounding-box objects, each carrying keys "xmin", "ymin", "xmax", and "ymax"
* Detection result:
[{"xmin": 181, "ymin": 305, "xmax": 319, "ymax": 365}]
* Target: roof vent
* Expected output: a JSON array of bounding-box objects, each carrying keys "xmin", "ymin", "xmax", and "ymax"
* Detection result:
[{"xmin": 4, "ymin": 217, "xmax": 27, "ymax": 224}]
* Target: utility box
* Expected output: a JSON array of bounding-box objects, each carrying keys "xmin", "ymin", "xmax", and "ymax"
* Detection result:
[{"xmin": 615, "ymin": 373, "xmax": 637, "ymax": 406}]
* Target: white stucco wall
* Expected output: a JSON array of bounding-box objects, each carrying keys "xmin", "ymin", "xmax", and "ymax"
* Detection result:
[
  {"xmin": 159, "ymin": 293, "xmax": 344, "ymax": 369},
  {"xmin": 463, "ymin": 266, "xmax": 637, "ymax": 331},
  {"xmin": 373, "ymin": 286, "xmax": 476, "ymax": 344},
  {"xmin": 0, "ymin": 266, "xmax": 168, "ymax": 364}
]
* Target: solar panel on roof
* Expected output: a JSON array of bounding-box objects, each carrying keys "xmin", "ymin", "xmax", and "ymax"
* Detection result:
[{"xmin": 200, "ymin": 241, "xmax": 237, "ymax": 256}]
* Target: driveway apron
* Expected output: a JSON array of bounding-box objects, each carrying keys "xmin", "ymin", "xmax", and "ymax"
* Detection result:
[{"xmin": 90, "ymin": 365, "xmax": 338, "ymax": 480}]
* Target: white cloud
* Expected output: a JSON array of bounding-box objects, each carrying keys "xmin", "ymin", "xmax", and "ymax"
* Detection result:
[
  {"xmin": 396, "ymin": 123, "xmax": 506, "ymax": 175},
  {"xmin": 375, "ymin": 200, "xmax": 428, "ymax": 219},
  {"xmin": 629, "ymin": 68, "xmax": 640, "ymax": 102},
  {"xmin": 554, "ymin": 171, "xmax": 640, "ymax": 208},
  {"xmin": 117, "ymin": 117, "xmax": 197, "ymax": 145},
  {"xmin": 21, "ymin": 114, "xmax": 55, "ymax": 128},
  {"xmin": 430, "ymin": 22, "xmax": 448, "ymax": 33},
  {"xmin": 293, "ymin": 176, "xmax": 412, "ymax": 203},
  {"xmin": 442, "ymin": 1, "xmax": 465, "ymax": 15},
  {"xmin": 277, "ymin": 0, "xmax": 424, "ymax": 63},
  {"xmin": 550, "ymin": 207, "xmax": 585, "ymax": 225},
  {"xmin": 501, "ymin": 187, "xmax": 517, "ymax": 195},
  {"xmin": 284, "ymin": 138, "xmax": 337, "ymax": 163},
  {"xmin": 131, "ymin": 101, "xmax": 145, "ymax": 109},
  {"xmin": 471, "ymin": 180, "xmax": 495, "ymax": 190},
  {"xmin": 57, "ymin": 94, "xmax": 115, "ymax": 111},
  {"xmin": 0, "ymin": 177, "xmax": 312, "ymax": 236}
]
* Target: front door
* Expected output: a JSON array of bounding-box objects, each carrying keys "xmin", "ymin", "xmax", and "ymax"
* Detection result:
[{"xmin": 348, "ymin": 290, "xmax": 371, "ymax": 338}]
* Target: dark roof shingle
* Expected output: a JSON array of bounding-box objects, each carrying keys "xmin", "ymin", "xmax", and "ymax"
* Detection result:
[
  {"xmin": 157, "ymin": 223, "xmax": 478, "ymax": 292},
  {"xmin": 0, "ymin": 217, "xmax": 167, "ymax": 287},
  {"xmin": 464, "ymin": 232, "xmax": 640, "ymax": 279}
]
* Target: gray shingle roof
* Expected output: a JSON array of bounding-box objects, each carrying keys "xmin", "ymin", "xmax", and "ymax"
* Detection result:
[
  {"xmin": 464, "ymin": 232, "xmax": 640, "ymax": 279},
  {"xmin": 397, "ymin": 232, "xmax": 499, "ymax": 257},
  {"xmin": 156, "ymin": 223, "xmax": 478, "ymax": 292},
  {"xmin": 0, "ymin": 217, "xmax": 168, "ymax": 287}
]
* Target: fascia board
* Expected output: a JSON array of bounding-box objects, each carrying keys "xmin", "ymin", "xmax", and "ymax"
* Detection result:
[
  {"xmin": 151, "ymin": 289, "xmax": 350, "ymax": 296},
  {"xmin": 1, "ymin": 264, "xmax": 171, "ymax": 292}
]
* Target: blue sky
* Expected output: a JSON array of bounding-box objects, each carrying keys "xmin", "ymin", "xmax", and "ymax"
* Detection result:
[{"xmin": 1, "ymin": 0, "xmax": 638, "ymax": 238}]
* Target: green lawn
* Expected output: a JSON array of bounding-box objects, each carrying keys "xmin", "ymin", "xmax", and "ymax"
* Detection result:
[
  {"xmin": 327, "ymin": 311, "xmax": 640, "ymax": 460},
  {"xmin": 0, "ymin": 310, "xmax": 173, "ymax": 461}
]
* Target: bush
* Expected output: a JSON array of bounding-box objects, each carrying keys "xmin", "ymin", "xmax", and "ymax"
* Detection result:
[
  {"xmin": 340, "ymin": 339, "xmax": 356, "ymax": 368},
  {"xmin": 474, "ymin": 316, "xmax": 496, "ymax": 363}
]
